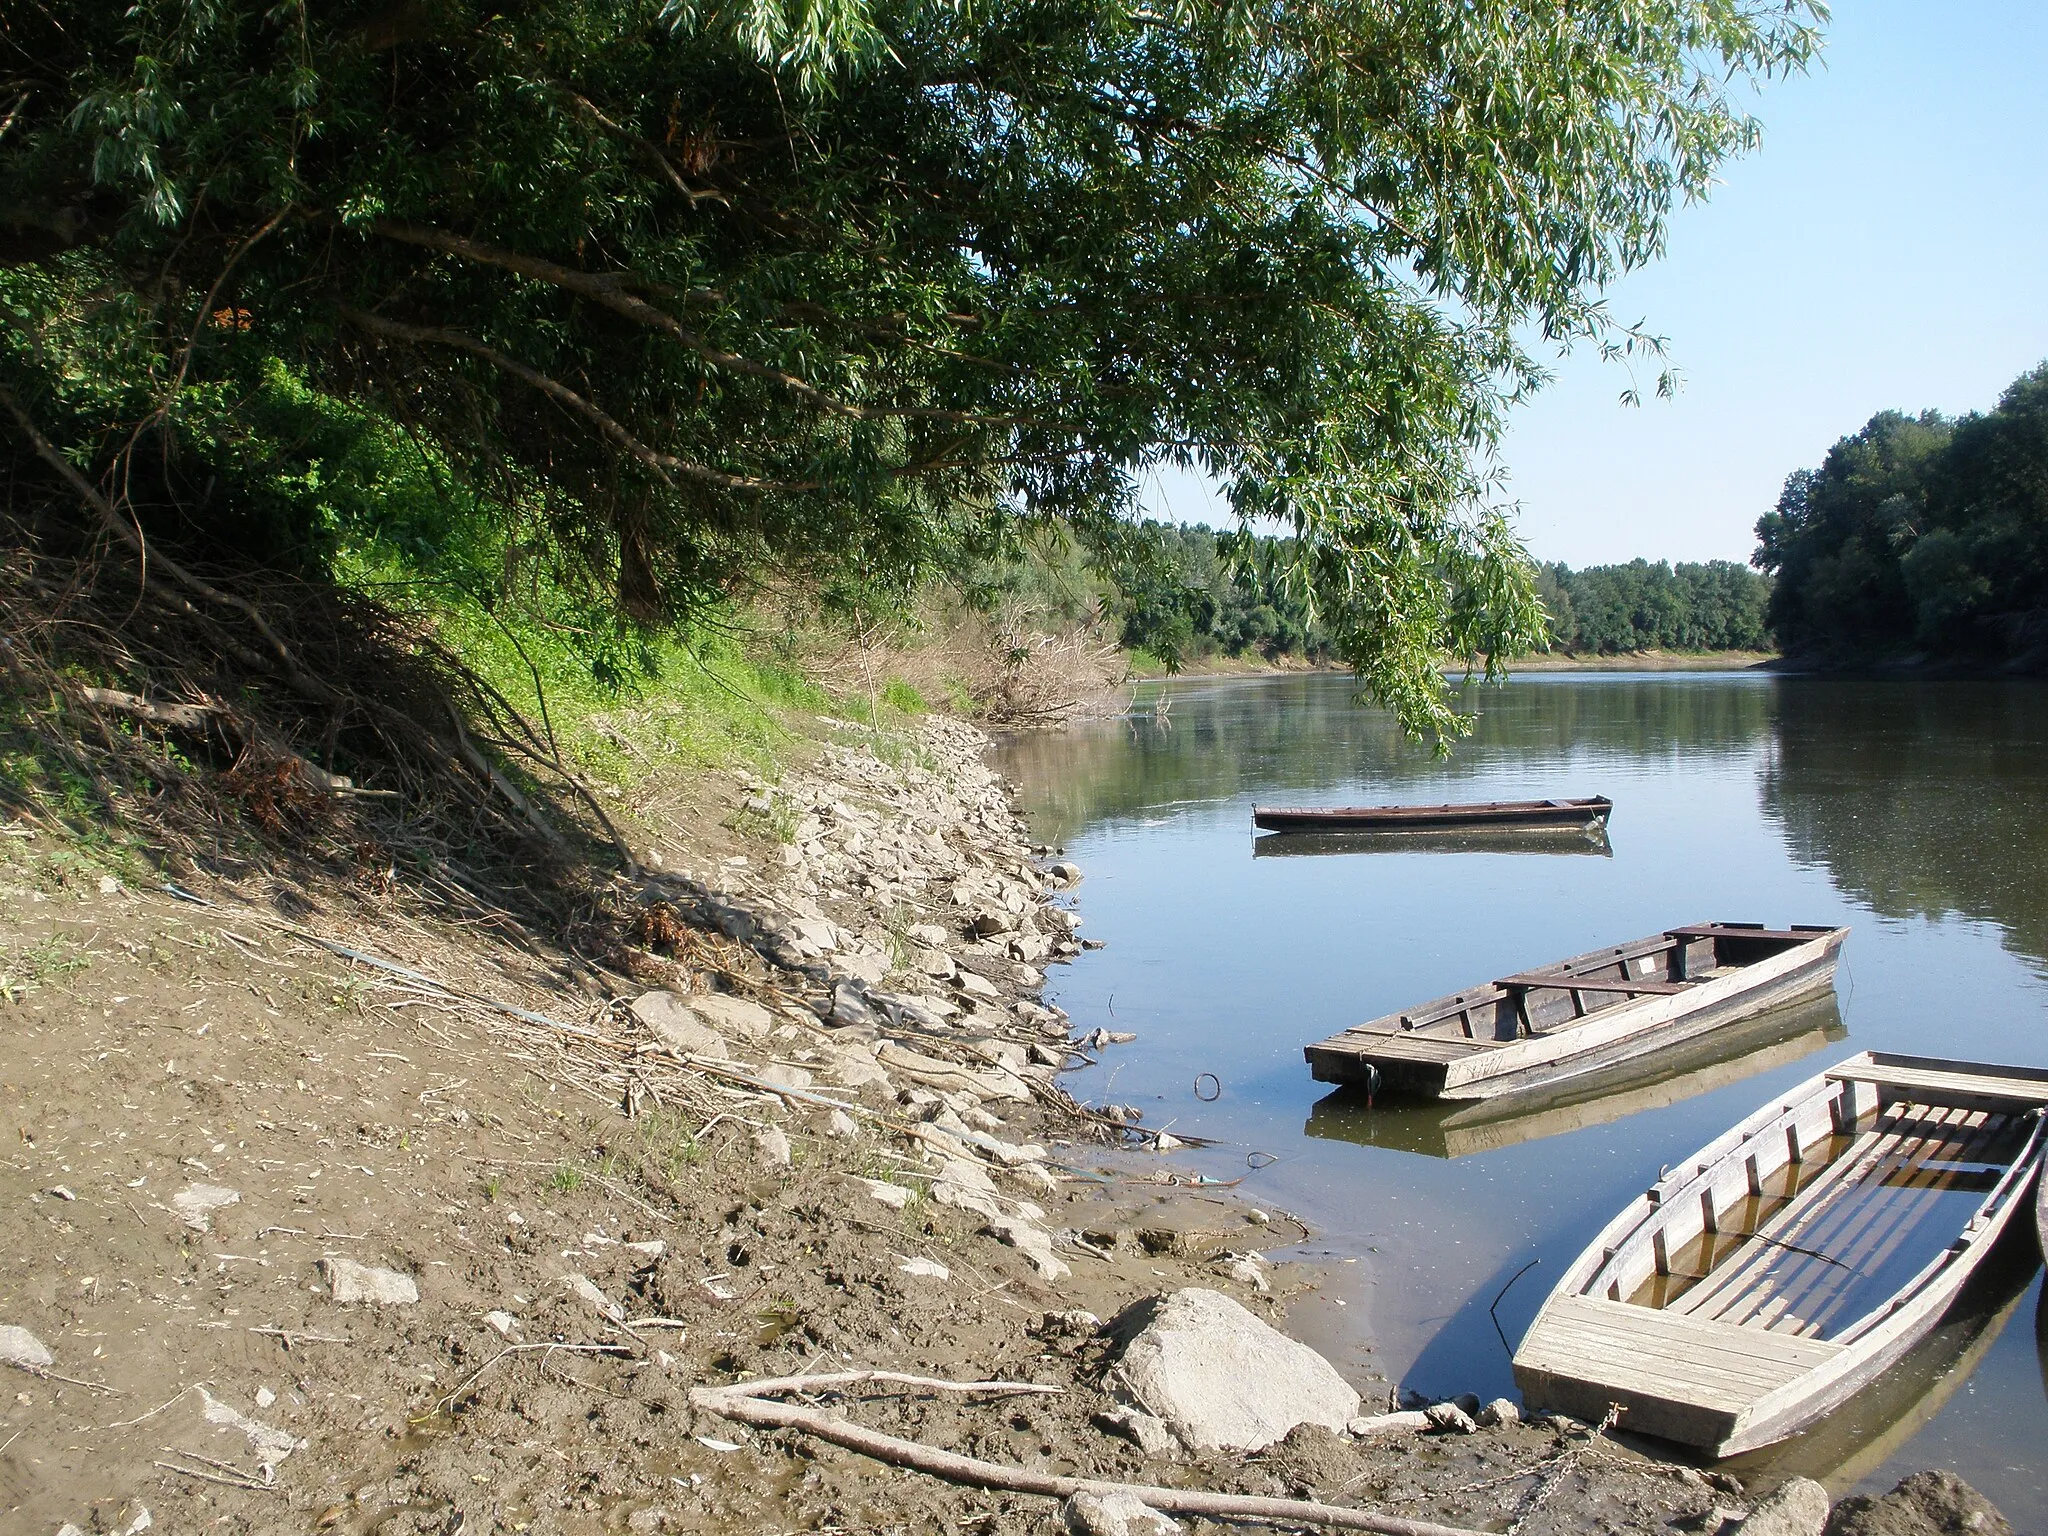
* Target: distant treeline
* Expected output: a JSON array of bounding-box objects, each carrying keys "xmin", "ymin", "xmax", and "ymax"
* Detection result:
[
  {"xmin": 1755, "ymin": 361, "xmax": 2048, "ymax": 665},
  {"xmin": 1534, "ymin": 560, "xmax": 1772, "ymax": 655},
  {"xmin": 1101, "ymin": 523, "xmax": 1771, "ymax": 665}
]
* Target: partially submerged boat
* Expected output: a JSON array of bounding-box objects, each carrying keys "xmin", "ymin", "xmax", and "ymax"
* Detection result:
[
  {"xmin": 1513, "ymin": 1052, "xmax": 2048, "ymax": 1457},
  {"xmin": 1304, "ymin": 921, "xmax": 1849, "ymax": 1102},
  {"xmin": 1252, "ymin": 795, "xmax": 1611, "ymax": 834}
]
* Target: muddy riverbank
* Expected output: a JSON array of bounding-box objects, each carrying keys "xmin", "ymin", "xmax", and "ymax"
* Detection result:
[{"xmin": 0, "ymin": 712, "xmax": 2001, "ymax": 1535}]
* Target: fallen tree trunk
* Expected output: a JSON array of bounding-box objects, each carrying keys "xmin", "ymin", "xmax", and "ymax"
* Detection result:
[{"xmin": 691, "ymin": 1380, "xmax": 1490, "ymax": 1536}]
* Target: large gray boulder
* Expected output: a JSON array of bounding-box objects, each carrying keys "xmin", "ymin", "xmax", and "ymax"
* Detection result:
[{"xmin": 1113, "ymin": 1288, "xmax": 1359, "ymax": 1451}]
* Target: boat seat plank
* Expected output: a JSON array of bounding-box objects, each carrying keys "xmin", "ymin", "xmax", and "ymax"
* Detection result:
[
  {"xmin": 1826, "ymin": 1061, "xmax": 2048, "ymax": 1108},
  {"xmin": 1521, "ymin": 1295, "xmax": 1839, "ymax": 1412},
  {"xmin": 1666, "ymin": 925, "xmax": 1830, "ymax": 945},
  {"xmin": 1496, "ymin": 973, "xmax": 1686, "ymax": 996}
]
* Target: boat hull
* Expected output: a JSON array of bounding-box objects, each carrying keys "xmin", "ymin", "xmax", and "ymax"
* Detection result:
[
  {"xmin": 1305, "ymin": 923, "xmax": 1848, "ymax": 1103},
  {"xmin": 1252, "ymin": 796, "xmax": 1610, "ymax": 833},
  {"xmin": 1513, "ymin": 1054, "xmax": 2048, "ymax": 1457}
]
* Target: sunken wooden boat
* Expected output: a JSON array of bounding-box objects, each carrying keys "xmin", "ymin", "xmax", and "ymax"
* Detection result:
[
  {"xmin": 1304, "ymin": 921, "xmax": 1850, "ymax": 1102},
  {"xmin": 1514, "ymin": 1052, "xmax": 2048, "ymax": 1457},
  {"xmin": 1252, "ymin": 795, "xmax": 1611, "ymax": 834}
]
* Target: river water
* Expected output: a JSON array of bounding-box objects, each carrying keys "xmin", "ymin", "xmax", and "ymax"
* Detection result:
[{"xmin": 994, "ymin": 671, "xmax": 2048, "ymax": 1515}]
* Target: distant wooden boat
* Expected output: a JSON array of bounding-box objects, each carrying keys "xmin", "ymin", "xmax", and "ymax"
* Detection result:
[
  {"xmin": 1253, "ymin": 795, "xmax": 1610, "ymax": 834},
  {"xmin": 1304, "ymin": 921, "xmax": 1850, "ymax": 1102},
  {"xmin": 1513, "ymin": 1052, "xmax": 2048, "ymax": 1457}
]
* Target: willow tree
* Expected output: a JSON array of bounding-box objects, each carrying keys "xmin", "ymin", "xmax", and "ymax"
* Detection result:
[{"xmin": 1, "ymin": 0, "xmax": 1823, "ymax": 737}]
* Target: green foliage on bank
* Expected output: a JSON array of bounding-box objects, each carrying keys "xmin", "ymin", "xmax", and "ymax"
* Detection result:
[
  {"xmin": 1534, "ymin": 559, "xmax": 1773, "ymax": 654},
  {"xmin": 1099, "ymin": 526, "xmax": 1773, "ymax": 665},
  {"xmin": 1755, "ymin": 362, "xmax": 2048, "ymax": 665},
  {"xmin": 1, "ymin": 0, "xmax": 1825, "ymax": 742}
]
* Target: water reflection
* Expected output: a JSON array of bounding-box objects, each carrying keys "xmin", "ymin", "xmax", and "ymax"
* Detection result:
[
  {"xmin": 997, "ymin": 671, "xmax": 2048, "ymax": 1518},
  {"xmin": 999, "ymin": 671, "xmax": 1775, "ymax": 845},
  {"xmin": 1762, "ymin": 679, "xmax": 2048, "ymax": 972},
  {"xmin": 1305, "ymin": 994, "xmax": 1845, "ymax": 1159},
  {"xmin": 1253, "ymin": 826, "xmax": 1613, "ymax": 859}
]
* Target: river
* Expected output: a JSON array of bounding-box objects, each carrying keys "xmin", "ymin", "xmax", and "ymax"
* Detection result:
[{"xmin": 995, "ymin": 671, "xmax": 2048, "ymax": 1515}]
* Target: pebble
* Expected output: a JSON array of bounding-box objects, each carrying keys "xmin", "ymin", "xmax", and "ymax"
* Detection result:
[
  {"xmin": 751, "ymin": 1124, "xmax": 793, "ymax": 1168},
  {"xmin": 169, "ymin": 1182, "xmax": 241, "ymax": 1232},
  {"xmin": 1423, "ymin": 1401, "xmax": 1478, "ymax": 1435},
  {"xmin": 1063, "ymin": 1491, "xmax": 1177, "ymax": 1536},
  {"xmin": 898, "ymin": 1256, "xmax": 950, "ymax": 1280},
  {"xmin": 562, "ymin": 1272, "xmax": 626, "ymax": 1323},
  {"xmin": 857, "ymin": 1178, "xmax": 911, "ymax": 1209},
  {"xmin": 1476, "ymin": 1397, "xmax": 1520, "ymax": 1428},
  {"xmin": 1094, "ymin": 1406, "xmax": 1176, "ymax": 1458},
  {"xmin": 321, "ymin": 1257, "xmax": 419, "ymax": 1306},
  {"xmin": 0, "ymin": 1324, "xmax": 53, "ymax": 1372}
]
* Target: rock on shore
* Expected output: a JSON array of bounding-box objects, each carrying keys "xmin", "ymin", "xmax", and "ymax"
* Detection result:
[{"xmin": 1114, "ymin": 1287, "xmax": 1361, "ymax": 1451}]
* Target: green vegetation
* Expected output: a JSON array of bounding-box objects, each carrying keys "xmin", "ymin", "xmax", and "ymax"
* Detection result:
[
  {"xmin": 1754, "ymin": 362, "xmax": 2048, "ymax": 665},
  {"xmin": 2, "ymin": 0, "xmax": 1823, "ymax": 743},
  {"xmin": 1098, "ymin": 527, "xmax": 1773, "ymax": 665},
  {"xmin": 1535, "ymin": 560, "xmax": 1773, "ymax": 655}
]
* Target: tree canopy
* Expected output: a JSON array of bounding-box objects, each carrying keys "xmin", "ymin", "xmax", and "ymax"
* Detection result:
[
  {"xmin": 1536, "ymin": 558, "xmax": 1771, "ymax": 653},
  {"xmin": 2, "ymin": 0, "xmax": 1823, "ymax": 736},
  {"xmin": 1754, "ymin": 361, "xmax": 2048, "ymax": 664}
]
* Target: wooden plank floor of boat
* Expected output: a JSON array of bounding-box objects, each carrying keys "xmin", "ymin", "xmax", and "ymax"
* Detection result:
[
  {"xmin": 1313, "ymin": 1033, "xmax": 1494, "ymax": 1064},
  {"xmin": 1518, "ymin": 1294, "xmax": 1842, "ymax": 1414}
]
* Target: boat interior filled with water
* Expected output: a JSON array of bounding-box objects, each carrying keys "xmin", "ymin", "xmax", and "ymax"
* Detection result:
[{"xmin": 1513, "ymin": 1052, "xmax": 2048, "ymax": 1456}]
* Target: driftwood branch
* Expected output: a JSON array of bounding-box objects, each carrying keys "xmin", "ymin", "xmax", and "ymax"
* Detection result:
[{"xmin": 691, "ymin": 1381, "xmax": 1492, "ymax": 1536}]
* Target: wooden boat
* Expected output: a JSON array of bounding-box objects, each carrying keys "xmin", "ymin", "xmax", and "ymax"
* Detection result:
[
  {"xmin": 1513, "ymin": 1052, "xmax": 2048, "ymax": 1457},
  {"xmin": 1304, "ymin": 921, "xmax": 1850, "ymax": 1102},
  {"xmin": 1725, "ymin": 1239, "xmax": 2037, "ymax": 1493},
  {"xmin": 1303, "ymin": 994, "xmax": 1842, "ymax": 1159},
  {"xmin": 2039, "ymin": 1142, "xmax": 2047, "ymax": 1257},
  {"xmin": 1252, "ymin": 795, "xmax": 1611, "ymax": 834},
  {"xmin": 1252, "ymin": 824, "xmax": 1611, "ymax": 859}
]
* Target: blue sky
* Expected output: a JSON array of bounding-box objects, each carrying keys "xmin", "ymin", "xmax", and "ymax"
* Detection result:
[{"xmin": 1141, "ymin": 1, "xmax": 2048, "ymax": 568}]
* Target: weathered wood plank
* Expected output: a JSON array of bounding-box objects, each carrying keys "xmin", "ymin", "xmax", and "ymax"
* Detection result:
[{"xmin": 1496, "ymin": 973, "xmax": 1687, "ymax": 996}]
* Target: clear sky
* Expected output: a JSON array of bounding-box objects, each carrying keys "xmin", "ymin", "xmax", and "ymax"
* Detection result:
[{"xmin": 1141, "ymin": 1, "xmax": 2048, "ymax": 568}]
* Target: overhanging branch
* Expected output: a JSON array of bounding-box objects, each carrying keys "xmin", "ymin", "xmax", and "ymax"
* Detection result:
[{"xmin": 338, "ymin": 306, "xmax": 821, "ymax": 493}]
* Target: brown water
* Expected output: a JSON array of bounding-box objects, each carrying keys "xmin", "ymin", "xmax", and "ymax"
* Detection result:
[{"xmin": 996, "ymin": 672, "xmax": 2048, "ymax": 1513}]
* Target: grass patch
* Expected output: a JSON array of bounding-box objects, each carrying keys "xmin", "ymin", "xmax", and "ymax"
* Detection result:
[{"xmin": 0, "ymin": 933, "xmax": 92, "ymax": 1002}]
